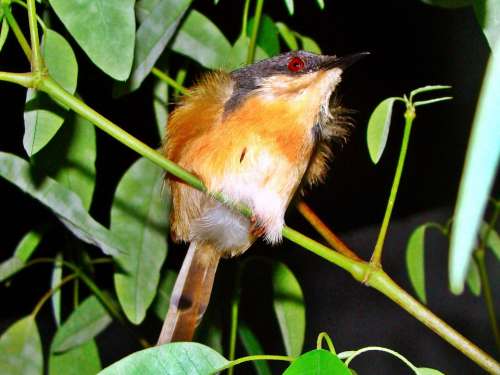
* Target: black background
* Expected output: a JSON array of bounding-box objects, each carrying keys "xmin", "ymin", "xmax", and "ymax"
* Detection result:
[{"xmin": 1, "ymin": 0, "xmax": 498, "ymax": 374}]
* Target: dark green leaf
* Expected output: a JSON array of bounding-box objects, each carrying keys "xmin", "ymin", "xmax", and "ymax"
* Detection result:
[
  {"xmin": 171, "ymin": 10, "xmax": 232, "ymax": 69},
  {"xmin": 247, "ymin": 15, "xmax": 280, "ymax": 57},
  {"xmin": 0, "ymin": 18, "xmax": 9, "ymax": 52},
  {"xmin": 239, "ymin": 322, "xmax": 272, "ymax": 375},
  {"xmin": 284, "ymin": 0, "xmax": 294, "ymax": 14},
  {"xmin": 112, "ymin": 157, "xmax": 169, "ymax": 324},
  {"xmin": 153, "ymin": 77, "xmax": 168, "ymax": 139},
  {"xmin": 24, "ymin": 29, "xmax": 78, "ymax": 156},
  {"xmin": 284, "ymin": 349, "xmax": 350, "ymax": 375},
  {"xmin": 366, "ymin": 97, "xmax": 398, "ymax": 164},
  {"xmin": 480, "ymin": 221, "xmax": 500, "ymax": 260},
  {"xmin": 0, "ymin": 152, "xmax": 126, "ymax": 257},
  {"xmin": 272, "ymin": 262, "xmax": 305, "ymax": 357},
  {"xmin": 0, "ymin": 315, "xmax": 43, "ymax": 375},
  {"xmin": 123, "ymin": 0, "xmax": 192, "ymax": 92},
  {"xmin": 98, "ymin": 342, "xmax": 229, "ymax": 374},
  {"xmin": 49, "ymin": 340, "xmax": 101, "ymax": 375},
  {"xmin": 51, "ymin": 253, "xmax": 63, "ymax": 326},
  {"xmin": 276, "ymin": 22, "xmax": 298, "ymax": 51},
  {"xmin": 35, "ymin": 113, "xmax": 97, "ymax": 210},
  {"xmin": 420, "ymin": 0, "xmax": 472, "ymax": 8},
  {"xmin": 473, "ymin": 0, "xmax": 500, "ymax": 47},
  {"xmin": 52, "ymin": 295, "xmax": 111, "ymax": 353},
  {"xmin": 135, "ymin": 0, "xmax": 160, "ymax": 24},
  {"xmin": 152, "ymin": 269, "xmax": 177, "ymax": 320},
  {"xmin": 449, "ymin": 41, "xmax": 500, "ymax": 294},
  {"xmin": 48, "ymin": 0, "xmax": 135, "ymax": 80},
  {"xmin": 465, "ymin": 258, "xmax": 481, "ymax": 296},
  {"xmin": 0, "ymin": 228, "xmax": 44, "ymax": 282},
  {"xmin": 406, "ymin": 224, "xmax": 429, "ymax": 304}
]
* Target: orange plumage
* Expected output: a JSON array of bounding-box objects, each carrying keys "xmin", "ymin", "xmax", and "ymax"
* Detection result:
[{"xmin": 158, "ymin": 51, "xmax": 364, "ymax": 344}]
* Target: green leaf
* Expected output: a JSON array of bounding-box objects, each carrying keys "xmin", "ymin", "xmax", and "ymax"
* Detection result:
[
  {"xmin": 272, "ymin": 261, "xmax": 305, "ymax": 357},
  {"xmin": 299, "ymin": 35, "xmax": 321, "ymax": 54},
  {"xmin": 49, "ymin": 339, "xmax": 101, "ymax": 375},
  {"xmin": 0, "ymin": 18, "xmax": 9, "ymax": 52},
  {"xmin": 171, "ymin": 10, "xmax": 232, "ymax": 69},
  {"xmin": 153, "ymin": 77, "xmax": 168, "ymax": 140},
  {"xmin": 417, "ymin": 368, "xmax": 445, "ymax": 375},
  {"xmin": 316, "ymin": 0, "xmax": 325, "ymax": 9},
  {"xmin": 135, "ymin": 0, "xmax": 160, "ymax": 24},
  {"xmin": 48, "ymin": 0, "xmax": 135, "ymax": 80},
  {"xmin": 239, "ymin": 322, "xmax": 272, "ymax": 375},
  {"xmin": 276, "ymin": 22, "xmax": 299, "ymax": 51},
  {"xmin": 52, "ymin": 295, "xmax": 111, "ymax": 353},
  {"xmin": 152, "ymin": 269, "xmax": 177, "ymax": 320},
  {"xmin": 0, "ymin": 315, "xmax": 43, "ymax": 375},
  {"xmin": 24, "ymin": 29, "xmax": 78, "ymax": 156},
  {"xmin": 34, "ymin": 113, "xmax": 97, "ymax": 210},
  {"xmin": 284, "ymin": 349, "xmax": 350, "ymax": 375},
  {"xmin": 0, "ymin": 152, "xmax": 126, "ymax": 257},
  {"xmin": 227, "ymin": 34, "xmax": 269, "ymax": 71},
  {"xmin": 449, "ymin": 40, "xmax": 500, "ymax": 294},
  {"xmin": 406, "ymin": 224, "xmax": 429, "ymax": 304},
  {"xmin": 122, "ymin": 0, "xmax": 192, "ymax": 92},
  {"xmin": 0, "ymin": 228, "xmax": 44, "ymax": 282},
  {"xmin": 98, "ymin": 342, "xmax": 229, "ymax": 374},
  {"xmin": 473, "ymin": 0, "xmax": 500, "ymax": 47},
  {"xmin": 420, "ymin": 0, "xmax": 472, "ymax": 8},
  {"xmin": 51, "ymin": 253, "xmax": 63, "ymax": 326},
  {"xmin": 465, "ymin": 258, "xmax": 481, "ymax": 296},
  {"xmin": 112, "ymin": 157, "xmax": 169, "ymax": 324},
  {"xmin": 480, "ymin": 221, "xmax": 500, "ymax": 260},
  {"xmin": 366, "ymin": 97, "xmax": 398, "ymax": 164},
  {"xmin": 247, "ymin": 15, "xmax": 280, "ymax": 57},
  {"xmin": 284, "ymin": 0, "xmax": 294, "ymax": 14}
]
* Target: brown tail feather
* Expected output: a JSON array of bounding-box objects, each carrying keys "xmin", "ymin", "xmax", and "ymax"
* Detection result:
[{"xmin": 157, "ymin": 241, "xmax": 220, "ymax": 344}]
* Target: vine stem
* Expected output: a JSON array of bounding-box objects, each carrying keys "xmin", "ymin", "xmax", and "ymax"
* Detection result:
[
  {"xmin": 151, "ymin": 67, "xmax": 189, "ymax": 96},
  {"xmin": 227, "ymin": 273, "xmax": 241, "ymax": 375},
  {"xmin": 370, "ymin": 107, "xmax": 415, "ymax": 267},
  {"xmin": 1, "ymin": 63, "xmax": 499, "ymax": 374},
  {"xmin": 246, "ymin": 0, "xmax": 264, "ymax": 64},
  {"xmin": 26, "ymin": 0, "xmax": 42, "ymax": 71},
  {"xmin": 215, "ymin": 354, "xmax": 293, "ymax": 374},
  {"xmin": 2, "ymin": 4, "xmax": 31, "ymax": 60},
  {"xmin": 32, "ymin": 273, "xmax": 77, "ymax": 317},
  {"xmin": 241, "ymin": 0, "xmax": 251, "ymax": 37}
]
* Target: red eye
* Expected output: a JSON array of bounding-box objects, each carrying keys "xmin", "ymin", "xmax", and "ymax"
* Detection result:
[{"xmin": 287, "ymin": 56, "xmax": 305, "ymax": 72}]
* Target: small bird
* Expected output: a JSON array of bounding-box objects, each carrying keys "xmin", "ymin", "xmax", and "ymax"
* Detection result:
[{"xmin": 158, "ymin": 50, "xmax": 367, "ymax": 344}]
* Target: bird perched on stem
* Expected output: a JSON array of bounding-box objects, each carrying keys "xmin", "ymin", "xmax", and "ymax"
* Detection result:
[{"xmin": 158, "ymin": 50, "xmax": 367, "ymax": 345}]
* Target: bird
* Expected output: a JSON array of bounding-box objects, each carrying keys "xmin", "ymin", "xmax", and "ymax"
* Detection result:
[{"xmin": 157, "ymin": 50, "xmax": 367, "ymax": 345}]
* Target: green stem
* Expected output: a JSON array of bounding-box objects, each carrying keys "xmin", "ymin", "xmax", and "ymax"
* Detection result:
[
  {"xmin": 0, "ymin": 70, "xmax": 34, "ymax": 86},
  {"xmin": 26, "ymin": 0, "xmax": 42, "ymax": 71},
  {"xmin": 344, "ymin": 346, "xmax": 419, "ymax": 373},
  {"xmin": 151, "ymin": 67, "xmax": 189, "ymax": 96},
  {"xmin": 316, "ymin": 332, "xmax": 336, "ymax": 353},
  {"xmin": 241, "ymin": 0, "xmax": 251, "ymax": 37},
  {"xmin": 215, "ymin": 354, "xmax": 293, "ymax": 374},
  {"xmin": 32, "ymin": 273, "xmax": 77, "ymax": 317},
  {"xmin": 367, "ymin": 270, "xmax": 500, "ymax": 374},
  {"xmin": 2, "ymin": 4, "xmax": 31, "ymax": 60},
  {"xmin": 228, "ymin": 286, "xmax": 240, "ymax": 375},
  {"xmin": 475, "ymin": 249, "xmax": 500, "ymax": 353},
  {"xmin": 246, "ymin": 0, "xmax": 264, "ymax": 64},
  {"xmin": 11, "ymin": 0, "xmax": 47, "ymax": 31},
  {"xmin": 370, "ymin": 107, "xmax": 415, "ymax": 267}
]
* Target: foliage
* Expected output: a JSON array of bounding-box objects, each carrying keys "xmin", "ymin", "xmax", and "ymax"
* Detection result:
[{"xmin": 0, "ymin": 0, "xmax": 498, "ymax": 374}]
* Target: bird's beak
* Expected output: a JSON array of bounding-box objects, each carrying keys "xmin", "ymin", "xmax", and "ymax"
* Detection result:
[{"xmin": 320, "ymin": 52, "xmax": 370, "ymax": 70}]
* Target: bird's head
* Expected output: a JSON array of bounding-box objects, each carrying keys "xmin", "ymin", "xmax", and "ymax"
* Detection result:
[{"xmin": 224, "ymin": 51, "xmax": 368, "ymax": 119}]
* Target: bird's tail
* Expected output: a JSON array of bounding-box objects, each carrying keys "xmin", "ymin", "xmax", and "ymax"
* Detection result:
[{"xmin": 157, "ymin": 241, "xmax": 220, "ymax": 344}]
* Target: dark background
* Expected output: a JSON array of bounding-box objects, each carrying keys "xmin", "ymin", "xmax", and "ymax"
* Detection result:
[{"xmin": 1, "ymin": 0, "xmax": 498, "ymax": 374}]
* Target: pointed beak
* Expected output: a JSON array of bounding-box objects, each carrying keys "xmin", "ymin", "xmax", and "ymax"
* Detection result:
[{"xmin": 320, "ymin": 52, "xmax": 370, "ymax": 70}]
